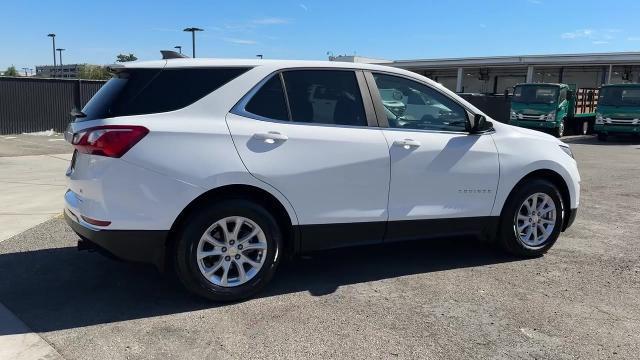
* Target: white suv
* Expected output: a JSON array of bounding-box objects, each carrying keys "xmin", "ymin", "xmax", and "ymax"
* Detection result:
[{"xmin": 64, "ymin": 59, "xmax": 580, "ymax": 301}]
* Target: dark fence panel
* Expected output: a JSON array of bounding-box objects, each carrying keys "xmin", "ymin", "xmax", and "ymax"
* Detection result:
[
  {"xmin": 459, "ymin": 93, "xmax": 512, "ymax": 124},
  {"xmin": 0, "ymin": 77, "xmax": 105, "ymax": 135}
]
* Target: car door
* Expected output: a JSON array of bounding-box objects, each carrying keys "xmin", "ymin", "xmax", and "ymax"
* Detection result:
[
  {"xmin": 227, "ymin": 69, "xmax": 390, "ymax": 251},
  {"xmin": 365, "ymin": 72, "xmax": 500, "ymax": 241}
]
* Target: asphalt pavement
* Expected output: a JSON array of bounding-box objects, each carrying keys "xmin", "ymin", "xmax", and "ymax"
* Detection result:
[{"xmin": 0, "ymin": 135, "xmax": 638, "ymax": 359}]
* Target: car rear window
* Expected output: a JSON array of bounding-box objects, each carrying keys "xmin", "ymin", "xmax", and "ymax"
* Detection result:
[{"xmin": 79, "ymin": 67, "xmax": 250, "ymax": 121}]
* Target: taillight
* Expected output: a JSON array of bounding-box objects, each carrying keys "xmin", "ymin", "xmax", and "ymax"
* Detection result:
[{"xmin": 72, "ymin": 125, "xmax": 149, "ymax": 158}]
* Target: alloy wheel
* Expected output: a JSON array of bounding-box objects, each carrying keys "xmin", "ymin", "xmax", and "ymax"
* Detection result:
[
  {"xmin": 196, "ymin": 216, "xmax": 268, "ymax": 287},
  {"xmin": 515, "ymin": 193, "xmax": 557, "ymax": 248}
]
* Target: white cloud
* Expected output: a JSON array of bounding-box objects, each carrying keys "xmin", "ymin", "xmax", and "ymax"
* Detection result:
[
  {"xmin": 561, "ymin": 29, "xmax": 594, "ymax": 39},
  {"xmin": 527, "ymin": 0, "xmax": 542, "ymax": 4},
  {"xmin": 251, "ymin": 17, "xmax": 289, "ymax": 25},
  {"xmin": 299, "ymin": 3, "xmax": 308, "ymax": 11},
  {"xmin": 223, "ymin": 38, "xmax": 257, "ymax": 45},
  {"xmin": 628, "ymin": 36, "xmax": 640, "ymax": 41},
  {"xmin": 479, "ymin": 24, "xmax": 487, "ymax": 28},
  {"xmin": 561, "ymin": 28, "xmax": 622, "ymax": 43}
]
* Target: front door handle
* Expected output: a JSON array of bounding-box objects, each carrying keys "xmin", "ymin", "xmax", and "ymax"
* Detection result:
[
  {"xmin": 254, "ymin": 131, "xmax": 289, "ymax": 142},
  {"xmin": 393, "ymin": 138, "xmax": 421, "ymax": 149}
]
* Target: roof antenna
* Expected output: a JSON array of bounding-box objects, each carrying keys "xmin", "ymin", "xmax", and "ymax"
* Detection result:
[{"xmin": 160, "ymin": 50, "xmax": 189, "ymax": 59}]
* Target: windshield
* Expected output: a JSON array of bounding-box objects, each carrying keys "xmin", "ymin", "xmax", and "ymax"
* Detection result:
[
  {"xmin": 512, "ymin": 86, "xmax": 559, "ymax": 104},
  {"xmin": 598, "ymin": 86, "xmax": 640, "ymax": 107}
]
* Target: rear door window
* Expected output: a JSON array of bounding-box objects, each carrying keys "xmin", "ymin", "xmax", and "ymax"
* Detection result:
[
  {"xmin": 80, "ymin": 67, "xmax": 250, "ymax": 121},
  {"xmin": 281, "ymin": 70, "xmax": 367, "ymax": 126}
]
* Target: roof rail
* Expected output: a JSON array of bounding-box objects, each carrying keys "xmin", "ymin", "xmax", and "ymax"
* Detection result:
[{"xmin": 161, "ymin": 50, "xmax": 189, "ymax": 59}]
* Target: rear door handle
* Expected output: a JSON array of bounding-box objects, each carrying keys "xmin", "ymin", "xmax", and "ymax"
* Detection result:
[
  {"xmin": 393, "ymin": 139, "xmax": 421, "ymax": 149},
  {"xmin": 253, "ymin": 131, "xmax": 289, "ymax": 142}
]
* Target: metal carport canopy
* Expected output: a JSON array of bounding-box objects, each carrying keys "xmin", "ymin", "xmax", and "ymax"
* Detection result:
[{"xmin": 390, "ymin": 52, "xmax": 640, "ymax": 69}]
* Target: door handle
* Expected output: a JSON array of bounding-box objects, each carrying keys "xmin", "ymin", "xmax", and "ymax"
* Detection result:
[
  {"xmin": 393, "ymin": 139, "xmax": 421, "ymax": 149},
  {"xmin": 253, "ymin": 131, "xmax": 289, "ymax": 142}
]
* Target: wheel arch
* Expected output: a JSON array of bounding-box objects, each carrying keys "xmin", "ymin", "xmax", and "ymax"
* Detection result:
[
  {"xmin": 499, "ymin": 168, "xmax": 571, "ymax": 230},
  {"xmin": 165, "ymin": 184, "xmax": 299, "ymax": 270}
]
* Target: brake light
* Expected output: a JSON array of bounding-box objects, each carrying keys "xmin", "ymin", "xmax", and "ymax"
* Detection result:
[{"xmin": 72, "ymin": 125, "xmax": 149, "ymax": 158}]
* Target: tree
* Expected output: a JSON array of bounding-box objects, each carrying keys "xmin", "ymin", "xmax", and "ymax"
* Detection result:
[
  {"xmin": 77, "ymin": 64, "xmax": 112, "ymax": 80},
  {"xmin": 116, "ymin": 53, "xmax": 138, "ymax": 62},
  {"xmin": 3, "ymin": 65, "xmax": 18, "ymax": 76}
]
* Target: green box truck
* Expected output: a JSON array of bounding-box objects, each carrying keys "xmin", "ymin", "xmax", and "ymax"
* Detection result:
[
  {"xmin": 595, "ymin": 84, "xmax": 640, "ymax": 141},
  {"xmin": 510, "ymin": 83, "xmax": 597, "ymax": 137}
]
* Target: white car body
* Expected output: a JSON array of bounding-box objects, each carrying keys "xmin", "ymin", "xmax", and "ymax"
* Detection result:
[{"xmin": 64, "ymin": 58, "xmax": 580, "ymax": 269}]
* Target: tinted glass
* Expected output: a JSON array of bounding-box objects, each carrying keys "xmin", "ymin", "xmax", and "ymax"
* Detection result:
[
  {"xmin": 80, "ymin": 67, "xmax": 250, "ymax": 121},
  {"xmin": 598, "ymin": 86, "xmax": 640, "ymax": 106},
  {"xmin": 282, "ymin": 70, "xmax": 367, "ymax": 126},
  {"xmin": 373, "ymin": 73, "xmax": 468, "ymax": 132},
  {"xmin": 245, "ymin": 74, "xmax": 289, "ymax": 121},
  {"xmin": 512, "ymin": 85, "xmax": 559, "ymax": 104}
]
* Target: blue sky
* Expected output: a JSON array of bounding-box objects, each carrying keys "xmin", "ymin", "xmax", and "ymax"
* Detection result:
[{"xmin": 2, "ymin": 0, "xmax": 640, "ymax": 71}]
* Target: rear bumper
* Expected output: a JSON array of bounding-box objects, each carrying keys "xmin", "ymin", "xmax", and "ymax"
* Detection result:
[{"xmin": 64, "ymin": 210, "xmax": 168, "ymax": 269}]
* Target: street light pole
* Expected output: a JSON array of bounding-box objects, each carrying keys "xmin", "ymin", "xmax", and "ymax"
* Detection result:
[
  {"xmin": 56, "ymin": 48, "xmax": 65, "ymax": 67},
  {"xmin": 183, "ymin": 27, "xmax": 203, "ymax": 58},
  {"xmin": 47, "ymin": 33, "xmax": 57, "ymax": 72},
  {"xmin": 174, "ymin": 45, "xmax": 182, "ymax": 54}
]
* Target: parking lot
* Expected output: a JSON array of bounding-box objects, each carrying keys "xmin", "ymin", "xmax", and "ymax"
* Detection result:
[{"xmin": 0, "ymin": 134, "xmax": 638, "ymax": 359}]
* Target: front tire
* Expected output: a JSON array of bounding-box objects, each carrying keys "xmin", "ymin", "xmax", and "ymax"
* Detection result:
[
  {"xmin": 175, "ymin": 200, "xmax": 282, "ymax": 301},
  {"xmin": 554, "ymin": 119, "xmax": 565, "ymax": 138},
  {"xmin": 597, "ymin": 133, "xmax": 608, "ymax": 141},
  {"xmin": 498, "ymin": 179, "xmax": 564, "ymax": 257}
]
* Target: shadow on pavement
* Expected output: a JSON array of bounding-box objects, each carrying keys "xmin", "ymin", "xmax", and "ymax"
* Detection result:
[{"xmin": 0, "ymin": 236, "xmax": 518, "ymax": 334}]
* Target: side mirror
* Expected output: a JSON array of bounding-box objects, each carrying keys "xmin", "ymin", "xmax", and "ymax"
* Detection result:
[
  {"xmin": 567, "ymin": 90, "xmax": 574, "ymax": 100},
  {"xmin": 469, "ymin": 114, "xmax": 487, "ymax": 133}
]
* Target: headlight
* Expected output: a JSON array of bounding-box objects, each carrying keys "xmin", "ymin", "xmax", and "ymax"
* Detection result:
[
  {"xmin": 559, "ymin": 145, "xmax": 574, "ymax": 158},
  {"xmin": 595, "ymin": 113, "xmax": 604, "ymax": 124},
  {"xmin": 510, "ymin": 111, "xmax": 517, "ymax": 120},
  {"xmin": 546, "ymin": 111, "xmax": 556, "ymax": 121}
]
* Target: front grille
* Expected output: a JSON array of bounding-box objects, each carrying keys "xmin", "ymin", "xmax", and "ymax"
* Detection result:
[
  {"xmin": 518, "ymin": 114, "xmax": 544, "ymax": 120},
  {"xmin": 605, "ymin": 118, "xmax": 638, "ymax": 125}
]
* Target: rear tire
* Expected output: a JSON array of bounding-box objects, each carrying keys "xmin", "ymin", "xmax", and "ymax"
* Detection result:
[
  {"xmin": 174, "ymin": 199, "xmax": 282, "ymax": 301},
  {"xmin": 498, "ymin": 179, "xmax": 564, "ymax": 257},
  {"xmin": 597, "ymin": 133, "xmax": 608, "ymax": 141}
]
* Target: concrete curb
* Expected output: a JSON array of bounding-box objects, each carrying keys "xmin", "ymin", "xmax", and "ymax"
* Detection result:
[{"xmin": 0, "ymin": 303, "xmax": 64, "ymax": 360}]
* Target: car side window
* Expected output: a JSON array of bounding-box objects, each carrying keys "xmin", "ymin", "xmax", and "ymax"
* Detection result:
[
  {"xmin": 373, "ymin": 73, "xmax": 468, "ymax": 132},
  {"xmin": 245, "ymin": 74, "xmax": 289, "ymax": 121},
  {"xmin": 281, "ymin": 70, "xmax": 367, "ymax": 126}
]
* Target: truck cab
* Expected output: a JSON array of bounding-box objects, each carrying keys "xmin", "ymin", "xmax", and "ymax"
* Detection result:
[
  {"xmin": 510, "ymin": 83, "xmax": 571, "ymax": 137},
  {"xmin": 595, "ymin": 84, "xmax": 640, "ymax": 141}
]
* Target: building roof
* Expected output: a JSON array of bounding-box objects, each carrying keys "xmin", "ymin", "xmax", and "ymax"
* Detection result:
[{"xmin": 391, "ymin": 52, "xmax": 640, "ymax": 69}]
